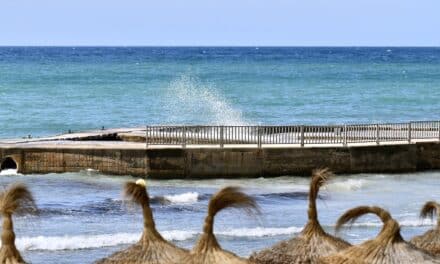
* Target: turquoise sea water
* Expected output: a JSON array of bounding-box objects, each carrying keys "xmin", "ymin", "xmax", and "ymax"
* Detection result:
[
  {"xmin": 1, "ymin": 48, "xmax": 440, "ymax": 264},
  {"xmin": 1, "ymin": 47, "xmax": 440, "ymax": 138}
]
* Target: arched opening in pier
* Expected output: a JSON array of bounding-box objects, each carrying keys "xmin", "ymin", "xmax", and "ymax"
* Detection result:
[{"xmin": 1, "ymin": 157, "xmax": 17, "ymax": 171}]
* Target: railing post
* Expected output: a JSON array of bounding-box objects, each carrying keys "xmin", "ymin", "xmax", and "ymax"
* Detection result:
[
  {"xmin": 220, "ymin": 126, "xmax": 224, "ymax": 148},
  {"xmin": 145, "ymin": 126, "xmax": 149, "ymax": 149},
  {"xmin": 300, "ymin": 125, "xmax": 305, "ymax": 147},
  {"xmin": 438, "ymin": 121, "xmax": 440, "ymax": 141},
  {"xmin": 376, "ymin": 124, "xmax": 380, "ymax": 145},
  {"xmin": 257, "ymin": 126, "xmax": 262, "ymax": 148},
  {"xmin": 408, "ymin": 122, "xmax": 412, "ymax": 143},
  {"xmin": 182, "ymin": 126, "xmax": 186, "ymax": 148},
  {"xmin": 343, "ymin": 124, "xmax": 347, "ymax": 146}
]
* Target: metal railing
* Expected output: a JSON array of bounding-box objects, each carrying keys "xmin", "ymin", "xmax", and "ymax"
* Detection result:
[{"xmin": 145, "ymin": 121, "xmax": 440, "ymax": 148}]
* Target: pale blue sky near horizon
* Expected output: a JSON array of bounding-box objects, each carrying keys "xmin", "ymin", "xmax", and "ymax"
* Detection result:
[{"xmin": 1, "ymin": 0, "xmax": 439, "ymax": 46}]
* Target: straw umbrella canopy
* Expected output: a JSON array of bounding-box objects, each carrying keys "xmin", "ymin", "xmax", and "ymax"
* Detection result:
[
  {"xmin": 0, "ymin": 183, "xmax": 37, "ymax": 264},
  {"xmin": 410, "ymin": 201, "xmax": 440, "ymax": 256},
  {"xmin": 181, "ymin": 186, "xmax": 260, "ymax": 264},
  {"xmin": 250, "ymin": 169, "xmax": 350, "ymax": 264},
  {"xmin": 96, "ymin": 179, "xmax": 189, "ymax": 264},
  {"xmin": 320, "ymin": 206, "xmax": 440, "ymax": 264}
]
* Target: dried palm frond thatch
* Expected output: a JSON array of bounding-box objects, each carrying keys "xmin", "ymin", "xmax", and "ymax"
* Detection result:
[
  {"xmin": 0, "ymin": 183, "xmax": 37, "ymax": 264},
  {"xmin": 410, "ymin": 201, "xmax": 440, "ymax": 256},
  {"xmin": 320, "ymin": 206, "xmax": 440, "ymax": 264},
  {"xmin": 182, "ymin": 186, "xmax": 260, "ymax": 264},
  {"xmin": 250, "ymin": 169, "xmax": 350, "ymax": 264},
  {"xmin": 95, "ymin": 179, "xmax": 189, "ymax": 264}
]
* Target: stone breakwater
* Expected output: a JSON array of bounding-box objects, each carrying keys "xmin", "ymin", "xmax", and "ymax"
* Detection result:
[{"xmin": 1, "ymin": 128, "xmax": 440, "ymax": 178}]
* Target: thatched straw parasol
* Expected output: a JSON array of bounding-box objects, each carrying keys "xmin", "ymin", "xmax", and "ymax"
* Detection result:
[
  {"xmin": 320, "ymin": 206, "xmax": 440, "ymax": 264},
  {"xmin": 0, "ymin": 183, "xmax": 37, "ymax": 264},
  {"xmin": 410, "ymin": 201, "xmax": 440, "ymax": 256},
  {"xmin": 182, "ymin": 186, "xmax": 260, "ymax": 264},
  {"xmin": 250, "ymin": 169, "xmax": 350, "ymax": 264},
  {"xmin": 95, "ymin": 179, "xmax": 189, "ymax": 264}
]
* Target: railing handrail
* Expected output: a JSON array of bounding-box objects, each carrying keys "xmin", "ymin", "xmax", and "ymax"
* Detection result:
[{"xmin": 145, "ymin": 120, "xmax": 440, "ymax": 148}]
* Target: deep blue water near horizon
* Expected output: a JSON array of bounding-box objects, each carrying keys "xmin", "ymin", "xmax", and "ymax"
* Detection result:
[
  {"xmin": 1, "ymin": 47, "xmax": 440, "ymax": 138},
  {"xmin": 1, "ymin": 47, "xmax": 440, "ymax": 264}
]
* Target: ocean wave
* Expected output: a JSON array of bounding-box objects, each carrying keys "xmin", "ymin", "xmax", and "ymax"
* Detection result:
[
  {"xmin": 39, "ymin": 192, "xmax": 202, "ymax": 217},
  {"xmin": 338, "ymin": 219, "xmax": 435, "ymax": 228},
  {"xmin": 258, "ymin": 192, "xmax": 324, "ymax": 201},
  {"xmin": 150, "ymin": 192, "xmax": 201, "ymax": 205},
  {"xmin": 327, "ymin": 179, "xmax": 369, "ymax": 191},
  {"xmin": 217, "ymin": 226, "xmax": 302, "ymax": 238},
  {"xmin": 38, "ymin": 198, "xmax": 126, "ymax": 216},
  {"xmin": 16, "ymin": 230, "xmax": 195, "ymax": 251},
  {"xmin": 163, "ymin": 192, "xmax": 199, "ymax": 204},
  {"xmin": 15, "ymin": 226, "xmax": 301, "ymax": 251}
]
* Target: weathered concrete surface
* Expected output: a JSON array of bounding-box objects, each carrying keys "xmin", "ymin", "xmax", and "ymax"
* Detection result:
[
  {"xmin": 0, "ymin": 147, "xmax": 146, "ymax": 176},
  {"xmin": 349, "ymin": 144, "xmax": 418, "ymax": 173},
  {"xmin": 186, "ymin": 149, "xmax": 263, "ymax": 178},
  {"xmin": 1, "ymin": 140, "xmax": 440, "ymax": 178},
  {"xmin": 261, "ymin": 147, "xmax": 351, "ymax": 176},
  {"xmin": 416, "ymin": 142, "xmax": 440, "ymax": 170}
]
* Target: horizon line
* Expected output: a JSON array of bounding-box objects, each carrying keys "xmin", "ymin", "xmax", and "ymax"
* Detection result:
[{"xmin": 0, "ymin": 44, "xmax": 440, "ymax": 48}]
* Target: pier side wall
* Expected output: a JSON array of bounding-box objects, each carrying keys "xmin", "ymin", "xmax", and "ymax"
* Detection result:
[
  {"xmin": 0, "ymin": 148, "xmax": 147, "ymax": 176},
  {"xmin": 1, "ymin": 142, "xmax": 439, "ymax": 178}
]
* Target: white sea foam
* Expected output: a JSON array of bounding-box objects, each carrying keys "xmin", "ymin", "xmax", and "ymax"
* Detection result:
[
  {"xmin": 340, "ymin": 218, "xmax": 435, "ymax": 228},
  {"xmin": 17, "ymin": 233, "xmax": 138, "ymax": 251},
  {"xmin": 16, "ymin": 230, "xmax": 196, "ymax": 251},
  {"xmin": 164, "ymin": 75, "xmax": 249, "ymax": 125},
  {"xmin": 160, "ymin": 230, "xmax": 198, "ymax": 241},
  {"xmin": 0, "ymin": 169, "xmax": 19, "ymax": 176},
  {"xmin": 84, "ymin": 168, "xmax": 100, "ymax": 174},
  {"xmin": 163, "ymin": 192, "xmax": 199, "ymax": 204},
  {"xmin": 147, "ymin": 176, "xmax": 310, "ymax": 192},
  {"xmin": 218, "ymin": 226, "xmax": 302, "ymax": 238},
  {"xmin": 327, "ymin": 179, "xmax": 369, "ymax": 191},
  {"xmin": 14, "ymin": 226, "xmax": 301, "ymax": 251}
]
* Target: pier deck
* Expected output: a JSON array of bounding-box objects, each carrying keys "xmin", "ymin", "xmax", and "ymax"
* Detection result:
[{"xmin": 1, "ymin": 123, "xmax": 440, "ymax": 178}]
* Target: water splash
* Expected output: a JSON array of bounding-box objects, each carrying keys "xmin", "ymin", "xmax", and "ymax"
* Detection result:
[
  {"xmin": 164, "ymin": 75, "xmax": 249, "ymax": 125},
  {"xmin": 163, "ymin": 192, "xmax": 199, "ymax": 204},
  {"xmin": 0, "ymin": 169, "xmax": 19, "ymax": 176}
]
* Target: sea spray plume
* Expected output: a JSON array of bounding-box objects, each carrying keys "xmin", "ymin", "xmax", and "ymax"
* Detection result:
[
  {"xmin": 320, "ymin": 206, "xmax": 440, "ymax": 264},
  {"xmin": 182, "ymin": 186, "xmax": 260, "ymax": 264},
  {"xmin": 250, "ymin": 168, "xmax": 350, "ymax": 264},
  {"xmin": 165, "ymin": 75, "xmax": 248, "ymax": 125},
  {"xmin": 95, "ymin": 179, "xmax": 189, "ymax": 264},
  {"xmin": 0, "ymin": 183, "xmax": 37, "ymax": 264},
  {"xmin": 410, "ymin": 201, "xmax": 440, "ymax": 256}
]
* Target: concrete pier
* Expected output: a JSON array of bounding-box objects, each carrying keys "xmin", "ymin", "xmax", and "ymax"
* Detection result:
[{"xmin": 1, "ymin": 127, "xmax": 440, "ymax": 178}]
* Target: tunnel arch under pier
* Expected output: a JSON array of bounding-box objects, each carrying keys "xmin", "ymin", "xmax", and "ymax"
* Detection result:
[{"xmin": 0, "ymin": 157, "xmax": 18, "ymax": 171}]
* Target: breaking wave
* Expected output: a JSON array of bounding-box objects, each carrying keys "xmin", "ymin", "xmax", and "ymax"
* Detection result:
[
  {"xmin": 163, "ymin": 192, "xmax": 199, "ymax": 204},
  {"xmin": 15, "ymin": 226, "xmax": 301, "ymax": 251},
  {"xmin": 327, "ymin": 179, "xmax": 370, "ymax": 191},
  {"xmin": 16, "ymin": 231, "xmax": 195, "ymax": 251},
  {"xmin": 338, "ymin": 218, "xmax": 436, "ymax": 228},
  {"xmin": 217, "ymin": 226, "xmax": 302, "ymax": 238},
  {"xmin": 150, "ymin": 192, "xmax": 202, "ymax": 205}
]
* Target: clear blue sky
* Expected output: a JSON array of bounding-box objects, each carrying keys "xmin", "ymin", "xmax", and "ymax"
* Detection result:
[{"xmin": 1, "ymin": 0, "xmax": 439, "ymax": 46}]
